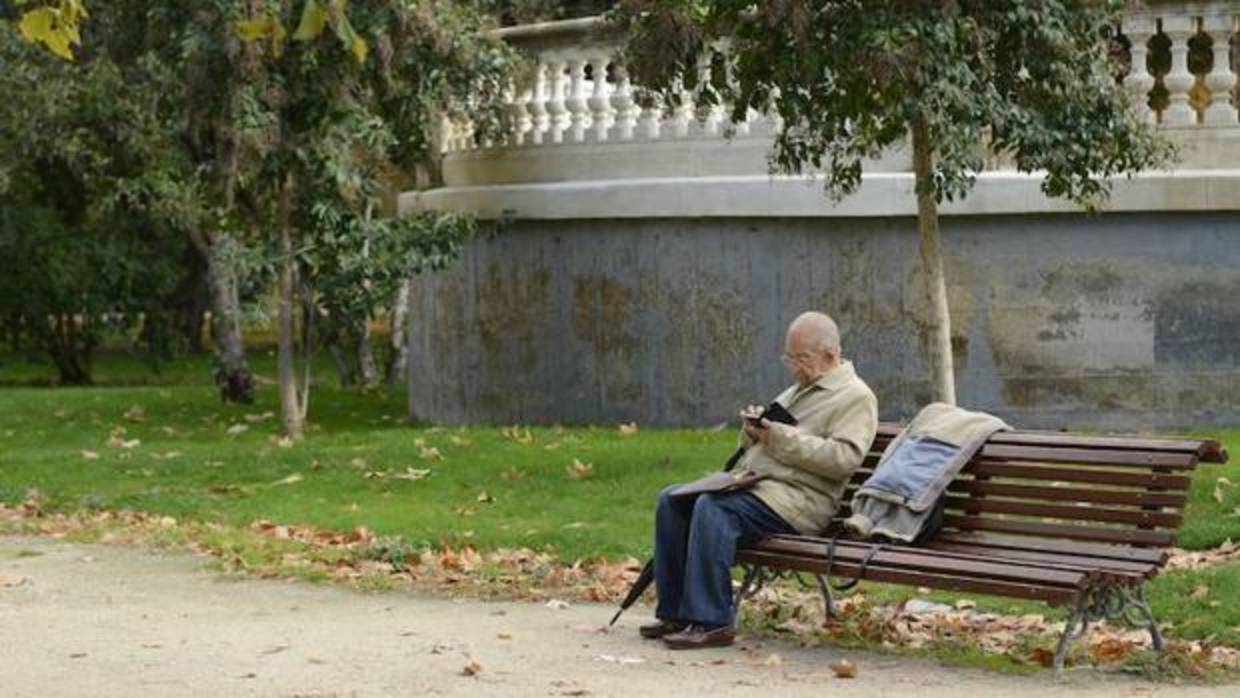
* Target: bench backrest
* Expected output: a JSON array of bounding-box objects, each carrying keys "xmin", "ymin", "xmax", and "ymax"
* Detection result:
[{"xmin": 841, "ymin": 424, "xmax": 1228, "ymax": 551}]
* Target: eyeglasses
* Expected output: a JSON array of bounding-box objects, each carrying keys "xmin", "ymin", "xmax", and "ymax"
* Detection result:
[{"xmin": 781, "ymin": 352, "xmax": 815, "ymax": 366}]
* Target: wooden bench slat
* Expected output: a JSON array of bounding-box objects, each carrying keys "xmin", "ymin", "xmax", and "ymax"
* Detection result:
[
  {"xmin": 966, "ymin": 463, "xmax": 1191, "ymax": 490},
  {"xmin": 942, "ymin": 515, "xmax": 1174, "ymax": 547},
  {"xmin": 975, "ymin": 444, "xmax": 1197, "ymax": 469},
  {"xmin": 766, "ymin": 533, "xmax": 1157, "ymax": 580},
  {"xmin": 873, "ymin": 424, "xmax": 1226, "ymax": 463},
  {"xmin": 931, "ymin": 531, "xmax": 1168, "ymax": 565},
  {"xmin": 735, "ymin": 549, "xmax": 1083, "ymax": 606},
  {"xmin": 943, "ymin": 480, "xmax": 1187, "ymax": 509},
  {"xmin": 754, "ymin": 536, "xmax": 1091, "ymax": 586},
  {"xmin": 848, "ymin": 463, "xmax": 1191, "ymax": 490},
  {"xmin": 943, "ymin": 496, "xmax": 1182, "ymax": 528},
  {"xmin": 923, "ymin": 541, "xmax": 1158, "ymax": 578}
]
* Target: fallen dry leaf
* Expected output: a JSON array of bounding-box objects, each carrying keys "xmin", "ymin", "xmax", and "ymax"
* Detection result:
[
  {"xmin": 545, "ymin": 599, "xmax": 571, "ymax": 610},
  {"xmin": 0, "ymin": 574, "xmax": 28, "ymax": 588},
  {"xmin": 225, "ymin": 424, "xmax": 249, "ymax": 436},
  {"xmin": 501, "ymin": 425, "xmax": 534, "ymax": 445},
  {"xmin": 123, "ymin": 405, "xmax": 145, "ymax": 422},
  {"xmin": 392, "ymin": 468, "xmax": 431, "ymax": 481},
  {"xmin": 566, "ymin": 459, "xmax": 595, "ymax": 480},
  {"xmin": 830, "ymin": 658, "xmax": 858, "ymax": 678},
  {"xmin": 497, "ymin": 632, "xmax": 512, "ymax": 640},
  {"xmin": 499, "ymin": 467, "xmax": 526, "ymax": 481},
  {"xmin": 244, "ymin": 412, "xmax": 275, "ymax": 423},
  {"xmin": 618, "ymin": 422, "xmax": 639, "ymax": 436},
  {"xmin": 449, "ymin": 435, "xmax": 472, "ymax": 447},
  {"xmin": 477, "ymin": 491, "xmax": 494, "ymax": 504},
  {"xmin": 594, "ymin": 654, "xmax": 644, "ymax": 665},
  {"xmin": 271, "ymin": 473, "xmax": 303, "ymax": 487},
  {"xmin": 80, "ymin": 450, "xmax": 100, "ymax": 460},
  {"xmin": 461, "ymin": 654, "xmax": 482, "ymax": 676},
  {"xmin": 419, "ymin": 446, "xmax": 443, "ymax": 461},
  {"xmin": 762, "ymin": 653, "xmax": 783, "ymax": 667},
  {"xmin": 1190, "ymin": 584, "xmax": 1210, "ymax": 600},
  {"xmin": 1089, "ymin": 638, "xmax": 1134, "ymax": 662},
  {"xmin": 1029, "ymin": 647, "xmax": 1055, "ymax": 667}
]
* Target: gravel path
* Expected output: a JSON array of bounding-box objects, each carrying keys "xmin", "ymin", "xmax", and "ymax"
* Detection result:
[{"xmin": 0, "ymin": 535, "xmax": 1233, "ymax": 697}]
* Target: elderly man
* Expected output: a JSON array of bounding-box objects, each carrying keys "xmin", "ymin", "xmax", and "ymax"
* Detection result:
[{"xmin": 644, "ymin": 311, "xmax": 878, "ymax": 649}]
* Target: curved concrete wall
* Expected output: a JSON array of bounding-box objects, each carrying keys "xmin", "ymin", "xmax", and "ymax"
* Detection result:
[{"xmin": 406, "ymin": 211, "xmax": 1240, "ymax": 430}]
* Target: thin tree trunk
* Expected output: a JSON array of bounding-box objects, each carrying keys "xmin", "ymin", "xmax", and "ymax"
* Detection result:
[
  {"xmin": 47, "ymin": 313, "xmax": 92, "ymax": 385},
  {"xmin": 911, "ymin": 117, "xmax": 957, "ymax": 405},
  {"xmin": 356, "ymin": 319, "xmax": 379, "ymax": 388},
  {"xmin": 327, "ymin": 332, "xmax": 356, "ymax": 387},
  {"xmin": 277, "ymin": 173, "xmax": 305, "ymax": 439},
  {"xmin": 205, "ymin": 240, "xmax": 254, "ymax": 403},
  {"xmin": 386, "ymin": 279, "xmax": 410, "ymax": 386}
]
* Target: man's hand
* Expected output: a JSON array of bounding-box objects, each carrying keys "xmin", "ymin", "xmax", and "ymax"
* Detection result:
[{"xmin": 739, "ymin": 405, "xmax": 771, "ymax": 447}]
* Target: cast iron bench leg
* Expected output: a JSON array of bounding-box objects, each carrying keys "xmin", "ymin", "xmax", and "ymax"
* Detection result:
[{"xmin": 1054, "ymin": 582, "xmax": 1164, "ymax": 675}]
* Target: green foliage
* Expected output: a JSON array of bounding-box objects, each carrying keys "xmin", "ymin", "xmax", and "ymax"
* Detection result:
[
  {"xmin": 0, "ymin": 24, "xmax": 186, "ymax": 383},
  {"xmin": 614, "ymin": 0, "xmax": 1173, "ymax": 209}
]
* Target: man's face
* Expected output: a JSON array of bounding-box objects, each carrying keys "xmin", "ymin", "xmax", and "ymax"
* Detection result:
[{"xmin": 782, "ymin": 327, "xmax": 835, "ymax": 387}]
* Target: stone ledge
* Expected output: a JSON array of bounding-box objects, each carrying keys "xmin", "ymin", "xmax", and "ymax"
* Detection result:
[{"xmin": 400, "ymin": 169, "xmax": 1240, "ymax": 220}]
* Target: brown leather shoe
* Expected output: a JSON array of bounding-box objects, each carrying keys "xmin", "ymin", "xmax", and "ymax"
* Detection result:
[
  {"xmin": 639, "ymin": 619, "xmax": 688, "ymax": 639},
  {"xmin": 662, "ymin": 624, "xmax": 735, "ymax": 650}
]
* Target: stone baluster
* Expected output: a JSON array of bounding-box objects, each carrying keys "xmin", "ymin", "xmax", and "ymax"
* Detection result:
[
  {"xmin": 527, "ymin": 61, "xmax": 549, "ymax": 145},
  {"xmin": 1202, "ymin": 13, "xmax": 1238, "ymax": 126},
  {"xmin": 718, "ymin": 40, "xmax": 749, "ymax": 137},
  {"xmin": 454, "ymin": 117, "xmax": 474, "ymax": 151},
  {"xmin": 546, "ymin": 55, "xmax": 570, "ymax": 143},
  {"xmin": 637, "ymin": 88, "xmax": 663, "ymax": 140},
  {"xmin": 609, "ymin": 62, "xmax": 638, "ymax": 141},
  {"xmin": 670, "ymin": 75, "xmax": 693, "ymax": 138},
  {"xmin": 507, "ymin": 80, "xmax": 531, "ymax": 147},
  {"xmin": 691, "ymin": 51, "xmax": 722, "ymax": 136},
  {"xmin": 588, "ymin": 54, "xmax": 615, "ymax": 142},
  {"xmin": 1121, "ymin": 16, "xmax": 1157, "ymax": 125},
  {"xmin": 437, "ymin": 115, "xmax": 454, "ymax": 154},
  {"xmin": 1161, "ymin": 14, "xmax": 1199, "ymax": 127},
  {"xmin": 565, "ymin": 53, "xmax": 591, "ymax": 143}
]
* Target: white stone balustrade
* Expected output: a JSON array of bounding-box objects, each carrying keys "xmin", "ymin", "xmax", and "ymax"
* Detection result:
[
  {"xmin": 439, "ymin": 3, "xmax": 1239, "ymax": 157},
  {"xmin": 409, "ymin": 4, "xmax": 1240, "ymax": 220}
]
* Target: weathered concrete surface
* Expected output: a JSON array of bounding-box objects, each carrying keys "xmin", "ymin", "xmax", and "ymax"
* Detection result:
[
  {"xmin": 407, "ymin": 212, "xmax": 1240, "ymax": 429},
  {"xmin": 2, "ymin": 535, "xmax": 1235, "ymax": 698}
]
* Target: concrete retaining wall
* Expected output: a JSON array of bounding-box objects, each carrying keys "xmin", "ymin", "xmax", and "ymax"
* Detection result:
[{"xmin": 406, "ymin": 211, "xmax": 1240, "ymax": 430}]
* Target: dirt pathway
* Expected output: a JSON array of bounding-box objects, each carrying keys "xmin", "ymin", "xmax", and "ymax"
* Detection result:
[{"xmin": 0, "ymin": 535, "xmax": 1233, "ymax": 697}]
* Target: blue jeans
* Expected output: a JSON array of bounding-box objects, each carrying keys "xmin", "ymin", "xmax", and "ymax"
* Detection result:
[{"xmin": 653, "ymin": 486, "xmax": 795, "ymax": 628}]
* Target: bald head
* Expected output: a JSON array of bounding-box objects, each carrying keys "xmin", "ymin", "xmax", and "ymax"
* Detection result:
[
  {"xmin": 788, "ymin": 312, "xmax": 840, "ymax": 355},
  {"xmin": 783, "ymin": 312, "xmax": 842, "ymax": 386}
]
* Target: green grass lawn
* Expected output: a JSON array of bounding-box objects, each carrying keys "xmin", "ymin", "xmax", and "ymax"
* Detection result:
[{"xmin": 3, "ymin": 347, "xmax": 1240, "ymax": 646}]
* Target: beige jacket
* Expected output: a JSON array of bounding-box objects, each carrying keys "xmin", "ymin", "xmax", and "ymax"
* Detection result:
[{"xmin": 740, "ymin": 360, "xmax": 879, "ymax": 534}]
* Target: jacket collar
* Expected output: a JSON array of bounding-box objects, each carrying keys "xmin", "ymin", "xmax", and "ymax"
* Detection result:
[{"xmin": 787, "ymin": 360, "xmax": 856, "ymax": 403}]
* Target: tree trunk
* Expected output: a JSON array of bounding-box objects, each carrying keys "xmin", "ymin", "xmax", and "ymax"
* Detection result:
[
  {"xmin": 277, "ymin": 174, "xmax": 305, "ymax": 439},
  {"xmin": 327, "ymin": 332, "xmax": 356, "ymax": 388},
  {"xmin": 205, "ymin": 240, "xmax": 255, "ymax": 403},
  {"xmin": 386, "ymin": 279, "xmax": 410, "ymax": 386},
  {"xmin": 911, "ymin": 117, "xmax": 957, "ymax": 405},
  {"xmin": 47, "ymin": 314, "xmax": 92, "ymax": 385},
  {"xmin": 356, "ymin": 319, "xmax": 379, "ymax": 388}
]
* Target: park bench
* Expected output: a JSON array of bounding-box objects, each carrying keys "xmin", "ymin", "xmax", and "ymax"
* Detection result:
[{"xmin": 734, "ymin": 423, "xmax": 1229, "ymax": 672}]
